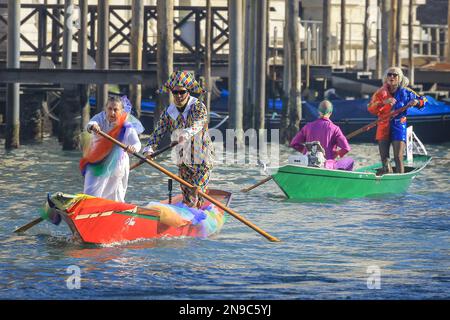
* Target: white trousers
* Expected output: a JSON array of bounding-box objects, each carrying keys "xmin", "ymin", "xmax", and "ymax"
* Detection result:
[{"xmin": 83, "ymin": 155, "xmax": 130, "ymax": 202}]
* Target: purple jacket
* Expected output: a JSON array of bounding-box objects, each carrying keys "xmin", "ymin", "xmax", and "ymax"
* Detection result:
[{"xmin": 290, "ymin": 118, "xmax": 351, "ymax": 160}]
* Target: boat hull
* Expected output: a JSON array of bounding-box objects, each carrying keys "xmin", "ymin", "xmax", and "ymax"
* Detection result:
[
  {"xmin": 271, "ymin": 155, "xmax": 431, "ymax": 200},
  {"xmin": 45, "ymin": 189, "xmax": 232, "ymax": 244}
]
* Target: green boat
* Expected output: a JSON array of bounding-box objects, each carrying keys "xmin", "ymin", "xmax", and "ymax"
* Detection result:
[{"xmin": 271, "ymin": 154, "xmax": 432, "ymax": 201}]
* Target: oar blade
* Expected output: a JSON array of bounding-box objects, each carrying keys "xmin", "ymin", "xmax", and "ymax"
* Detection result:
[
  {"xmin": 14, "ymin": 217, "xmax": 44, "ymax": 233},
  {"xmin": 241, "ymin": 176, "xmax": 273, "ymax": 193}
]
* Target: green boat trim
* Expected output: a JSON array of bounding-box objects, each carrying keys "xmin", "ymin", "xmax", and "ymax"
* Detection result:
[{"xmin": 271, "ymin": 154, "xmax": 432, "ymax": 201}]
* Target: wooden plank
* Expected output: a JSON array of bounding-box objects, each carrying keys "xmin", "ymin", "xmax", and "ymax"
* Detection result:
[{"xmin": 0, "ymin": 68, "xmax": 158, "ymax": 86}]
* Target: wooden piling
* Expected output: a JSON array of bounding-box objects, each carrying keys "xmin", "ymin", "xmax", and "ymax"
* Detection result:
[
  {"xmin": 130, "ymin": 0, "xmax": 144, "ymax": 119},
  {"xmin": 96, "ymin": 0, "xmax": 109, "ymax": 113},
  {"xmin": 447, "ymin": 0, "xmax": 450, "ymax": 62},
  {"xmin": 280, "ymin": 0, "xmax": 290, "ymax": 144},
  {"xmin": 51, "ymin": 1, "xmax": 62, "ymax": 65},
  {"xmin": 228, "ymin": 0, "xmax": 244, "ymax": 142},
  {"xmin": 382, "ymin": 0, "xmax": 391, "ymax": 72},
  {"xmin": 306, "ymin": 27, "xmax": 311, "ymax": 89},
  {"xmin": 204, "ymin": 0, "xmax": 212, "ymax": 120},
  {"xmin": 156, "ymin": 0, "xmax": 173, "ymax": 125},
  {"xmin": 286, "ymin": 0, "xmax": 301, "ymax": 142},
  {"xmin": 78, "ymin": 1, "xmax": 88, "ymax": 70},
  {"xmin": 363, "ymin": 0, "xmax": 369, "ymax": 71},
  {"xmin": 62, "ymin": 0, "xmax": 73, "ymax": 69},
  {"xmin": 37, "ymin": 5, "xmax": 47, "ymax": 67},
  {"xmin": 243, "ymin": 0, "xmax": 256, "ymax": 130},
  {"xmin": 272, "ymin": 26, "xmax": 278, "ymax": 98},
  {"xmin": 322, "ymin": 0, "xmax": 331, "ymax": 65},
  {"xmin": 61, "ymin": 84, "xmax": 82, "ymax": 150},
  {"xmin": 395, "ymin": 0, "xmax": 403, "ymax": 67},
  {"xmin": 5, "ymin": 0, "xmax": 20, "ymax": 149},
  {"xmin": 78, "ymin": 0, "xmax": 90, "ymax": 129},
  {"xmin": 389, "ymin": 0, "xmax": 397, "ymax": 67},
  {"xmin": 254, "ymin": 0, "xmax": 267, "ymax": 133},
  {"xmin": 61, "ymin": 0, "xmax": 84, "ymax": 149},
  {"xmin": 340, "ymin": 0, "xmax": 346, "ymax": 66},
  {"xmin": 21, "ymin": 90, "xmax": 44, "ymax": 142},
  {"xmin": 408, "ymin": 0, "xmax": 414, "ymax": 85},
  {"xmin": 376, "ymin": 1, "xmax": 382, "ymax": 78}
]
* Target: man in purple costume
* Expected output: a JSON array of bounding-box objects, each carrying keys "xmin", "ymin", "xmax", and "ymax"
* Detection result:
[{"xmin": 290, "ymin": 100, "xmax": 354, "ymax": 171}]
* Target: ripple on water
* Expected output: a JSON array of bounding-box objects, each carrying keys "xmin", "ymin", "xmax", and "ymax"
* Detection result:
[{"xmin": 0, "ymin": 138, "xmax": 449, "ymax": 299}]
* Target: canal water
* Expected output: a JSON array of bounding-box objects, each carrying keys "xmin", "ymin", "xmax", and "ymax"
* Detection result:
[{"xmin": 0, "ymin": 136, "xmax": 449, "ymax": 300}]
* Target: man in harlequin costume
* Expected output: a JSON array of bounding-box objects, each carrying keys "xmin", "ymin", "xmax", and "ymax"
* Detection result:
[
  {"xmin": 368, "ymin": 66, "xmax": 427, "ymax": 174},
  {"xmin": 143, "ymin": 71, "xmax": 214, "ymax": 208}
]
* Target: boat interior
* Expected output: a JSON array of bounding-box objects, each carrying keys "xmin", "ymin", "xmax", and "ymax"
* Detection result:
[
  {"xmin": 374, "ymin": 166, "xmax": 416, "ymax": 176},
  {"xmin": 160, "ymin": 189, "xmax": 233, "ymax": 208}
]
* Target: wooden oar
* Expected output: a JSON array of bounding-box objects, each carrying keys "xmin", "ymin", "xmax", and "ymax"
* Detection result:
[
  {"xmin": 345, "ymin": 103, "xmax": 413, "ymax": 140},
  {"xmin": 241, "ymin": 103, "xmax": 416, "ymax": 193},
  {"xmin": 14, "ymin": 217, "xmax": 43, "ymax": 233},
  {"xmin": 97, "ymin": 130, "xmax": 280, "ymax": 242},
  {"xmin": 241, "ymin": 176, "xmax": 273, "ymax": 193},
  {"xmin": 130, "ymin": 141, "xmax": 178, "ymax": 171}
]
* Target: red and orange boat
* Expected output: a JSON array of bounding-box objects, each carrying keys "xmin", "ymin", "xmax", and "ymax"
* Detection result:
[{"xmin": 41, "ymin": 189, "xmax": 231, "ymax": 245}]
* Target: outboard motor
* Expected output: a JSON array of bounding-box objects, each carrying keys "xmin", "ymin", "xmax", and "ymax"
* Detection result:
[{"xmin": 304, "ymin": 141, "xmax": 326, "ymax": 168}]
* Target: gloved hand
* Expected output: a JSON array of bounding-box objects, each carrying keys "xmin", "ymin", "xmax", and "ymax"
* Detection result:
[
  {"xmin": 415, "ymin": 99, "xmax": 425, "ymax": 109},
  {"xmin": 408, "ymin": 99, "xmax": 424, "ymax": 109},
  {"xmin": 142, "ymin": 145, "xmax": 154, "ymax": 158}
]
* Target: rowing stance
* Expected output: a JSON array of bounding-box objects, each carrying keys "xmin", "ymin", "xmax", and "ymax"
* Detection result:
[
  {"xmin": 143, "ymin": 71, "xmax": 214, "ymax": 208},
  {"xmin": 80, "ymin": 96, "xmax": 144, "ymax": 202},
  {"xmin": 368, "ymin": 67, "xmax": 426, "ymax": 174}
]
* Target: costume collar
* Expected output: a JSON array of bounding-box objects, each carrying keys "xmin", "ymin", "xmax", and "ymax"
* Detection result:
[{"xmin": 167, "ymin": 96, "xmax": 196, "ymax": 121}]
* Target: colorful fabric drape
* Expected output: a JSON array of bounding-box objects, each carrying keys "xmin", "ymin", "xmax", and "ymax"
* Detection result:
[
  {"xmin": 79, "ymin": 113, "xmax": 127, "ymax": 176},
  {"xmin": 146, "ymin": 201, "xmax": 226, "ymax": 238}
]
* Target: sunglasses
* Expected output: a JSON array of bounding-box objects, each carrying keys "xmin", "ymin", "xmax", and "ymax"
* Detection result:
[
  {"xmin": 387, "ymin": 73, "xmax": 399, "ymax": 77},
  {"xmin": 172, "ymin": 90, "xmax": 188, "ymax": 95}
]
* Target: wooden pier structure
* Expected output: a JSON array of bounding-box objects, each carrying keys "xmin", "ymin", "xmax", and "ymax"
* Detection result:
[{"xmin": 1, "ymin": 1, "xmax": 450, "ymax": 149}]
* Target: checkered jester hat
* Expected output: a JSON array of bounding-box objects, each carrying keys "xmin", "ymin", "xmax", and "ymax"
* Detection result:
[{"xmin": 158, "ymin": 71, "xmax": 206, "ymax": 97}]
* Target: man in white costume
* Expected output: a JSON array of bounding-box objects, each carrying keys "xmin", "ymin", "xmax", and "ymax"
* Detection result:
[{"xmin": 80, "ymin": 96, "xmax": 144, "ymax": 202}]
